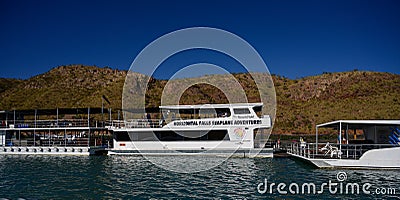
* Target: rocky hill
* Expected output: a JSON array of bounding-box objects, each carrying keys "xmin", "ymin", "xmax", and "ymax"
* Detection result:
[
  {"xmin": 0, "ymin": 65, "xmax": 126, "ymax": 109},
  {"xmin": 1, "ymin": 65, "xmax": 399, "ymax": 134},
  {"xmin": 273, "ymin": 71, "xmax": 400, "ymax": 133}
]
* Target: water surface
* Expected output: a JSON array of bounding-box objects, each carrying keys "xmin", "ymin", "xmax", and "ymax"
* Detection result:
[{"xmin": 0, "ymin": 155, "xmax": 399, "ymax": 199}]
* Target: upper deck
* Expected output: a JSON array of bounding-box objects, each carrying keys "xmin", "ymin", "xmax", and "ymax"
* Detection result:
[
  {"xmin": 159, "ymin": 102, "xmax": 264, "ymax": 109},
  {"xmin": 110, "ymin": 103, "xmax": 271, "ymax": 130}
]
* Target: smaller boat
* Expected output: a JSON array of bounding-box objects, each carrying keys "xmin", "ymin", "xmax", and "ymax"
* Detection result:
[{"xmin": 287, "ymin": 120, "xmax": 400, "ymax": 169}]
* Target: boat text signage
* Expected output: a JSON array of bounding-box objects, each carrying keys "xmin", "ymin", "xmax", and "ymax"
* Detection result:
[{"xmin": 173, "ymin": 119, "xmax": 262, "ymax": 126}]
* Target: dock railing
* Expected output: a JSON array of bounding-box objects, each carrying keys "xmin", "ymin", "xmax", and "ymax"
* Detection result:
[{"xmin": 287, "ymin": 142, "xmax": 397, "ymax": 159}]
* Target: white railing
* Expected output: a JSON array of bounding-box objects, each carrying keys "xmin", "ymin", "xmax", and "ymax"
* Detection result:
[
  {"xmin": 2, "ymin": 119, "xmax": 90, "ymax": 128},
  {"xmin": 0, "ymin": 137, "xmax": 90, "ymax": 147},
  {"xmin": 287, "ymin": 142, "xmax": 397, "ymax": 159},
  {"xmin": 107, "ymin": 119, "xmax": 164, "ymax": 128}
]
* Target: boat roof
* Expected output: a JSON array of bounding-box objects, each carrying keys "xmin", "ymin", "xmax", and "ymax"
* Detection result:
[
  {"xmin": 317, "ymin": 120, "xmax": 400, "ymax": 128},
  {"xmin": 159, "ymin": 103, "xmax": 263, "ymax": 110}
]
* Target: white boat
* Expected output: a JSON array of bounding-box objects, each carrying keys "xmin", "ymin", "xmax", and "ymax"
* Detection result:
[
  {"xmin": 287, "ymin": 120, "xmax": 400, "ymax": 169},
  {"xmin": 107, "ymin": 103, "xmax": 273, "ymax": 157}
]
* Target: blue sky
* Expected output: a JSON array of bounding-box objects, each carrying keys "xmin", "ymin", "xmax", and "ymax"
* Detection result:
[{"xmin": 0, "ymin": 0, "xmax": 399, "ymax": 79}]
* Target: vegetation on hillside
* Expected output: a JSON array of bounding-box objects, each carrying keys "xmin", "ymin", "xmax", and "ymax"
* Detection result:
[
  {"xmin": 0, "ymin": 65, "xmax": 126, "ymax": 110},
  {"xmin": 0, "ymin": 65, "xmax": 399, "ymax": 134},
  {"xmin": 273, "ymin": 71, "xmax": 400, "ymax": 134},
  {"xmin": 0, "ymin": 78, "xmax": 23, "ymax": 93}
]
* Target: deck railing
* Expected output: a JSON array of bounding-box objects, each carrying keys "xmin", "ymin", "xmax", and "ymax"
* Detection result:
[
  {"xmin": 1, "ymin": 119, "xmax": 91, "ymax": 128},
  {"xmin": 0, "ymin": 119, "xmax": 111, "ymax": 148},
  {"xmin": 287, "ymin": 142, "xmax": 397, "ymax": 159},
  {"xmin": 1, "ymin": 138, "xmax": 90, "ymax": 147},
  {"xmin": 107, "ymin": 119, "xmax": 165, "ymax": 129}
]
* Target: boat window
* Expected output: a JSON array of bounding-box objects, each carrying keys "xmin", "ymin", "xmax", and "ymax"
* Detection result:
[
  {"xmin": 126, "ymin": 130, "xmax": 229, "ymax": 141},
  {"xmin": 199, "ymin": 108, "xmax": 230, "ymax": 118},
  {"xmin": 207, "ymin": 130, "xmax": 230, "ymax": 140},
  {"xmin": 233, "ymin": 108, "xmax": 251, "ymax": 115},
  {"xmin": 162, "ymin": 109, "xmax": 183, "ymax": 123},
  {"xmin": 198, "ymin": 108, "xmax": 216, "ymax": 119},
  {"xmin": 114, "ymin": 131, "xmax": 131, "ymax": 141},
  {"xmin": 216, "ymin": 108, "xmax": 231, "ymax": 118},
  {"xmin": 136, "ymin": 132, "xmax": 158, "ymax": 141},
  {"xmin": 252, "ymin": 106, "xmax": 263, "ymax": 118},
  {"xmin": 156, "ymin": 130, "xmax": 229, "ymax": 141}
]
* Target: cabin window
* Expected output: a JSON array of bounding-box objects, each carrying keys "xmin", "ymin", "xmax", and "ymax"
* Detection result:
[
  {"xmin": 155, "ymin": 130, "xmax": 228, "ymax": 141},
  {"xmin": 252, "ymin": 106, "xmax": 263, "ymax": 118},
  {"xmin": 123, "ymin": 130, "xmax": 229, "ymax": 141},
  {"xmin": 215, "ymin": 108, "xmax": 231, "ymax": 118},
  {"xmin": 114, "ymin": 131, "xmax": 131, "ymax": 141},
  {"xmin": 163, "ymin": 108, "xmax": 231, "ymax": 120},
  {"xmin": 233, "ymin": 108, "xmax": 251, "ymax": 115},
  {"xmin": 199, "ymin": 108, "xmax": 230, "ymax": 118},
  {"xmin": 207, "ymin": 130, "xmax": 230, "ymax": 140}
]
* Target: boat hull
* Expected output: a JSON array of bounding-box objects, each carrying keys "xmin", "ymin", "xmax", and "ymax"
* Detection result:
[
  {"xmin": 289, "ymin": 147, "xmax": 400, "ymax": 169},
  {"xmin": 108, "ymin": 148, "xmax": 273, "ymax": 158}
]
